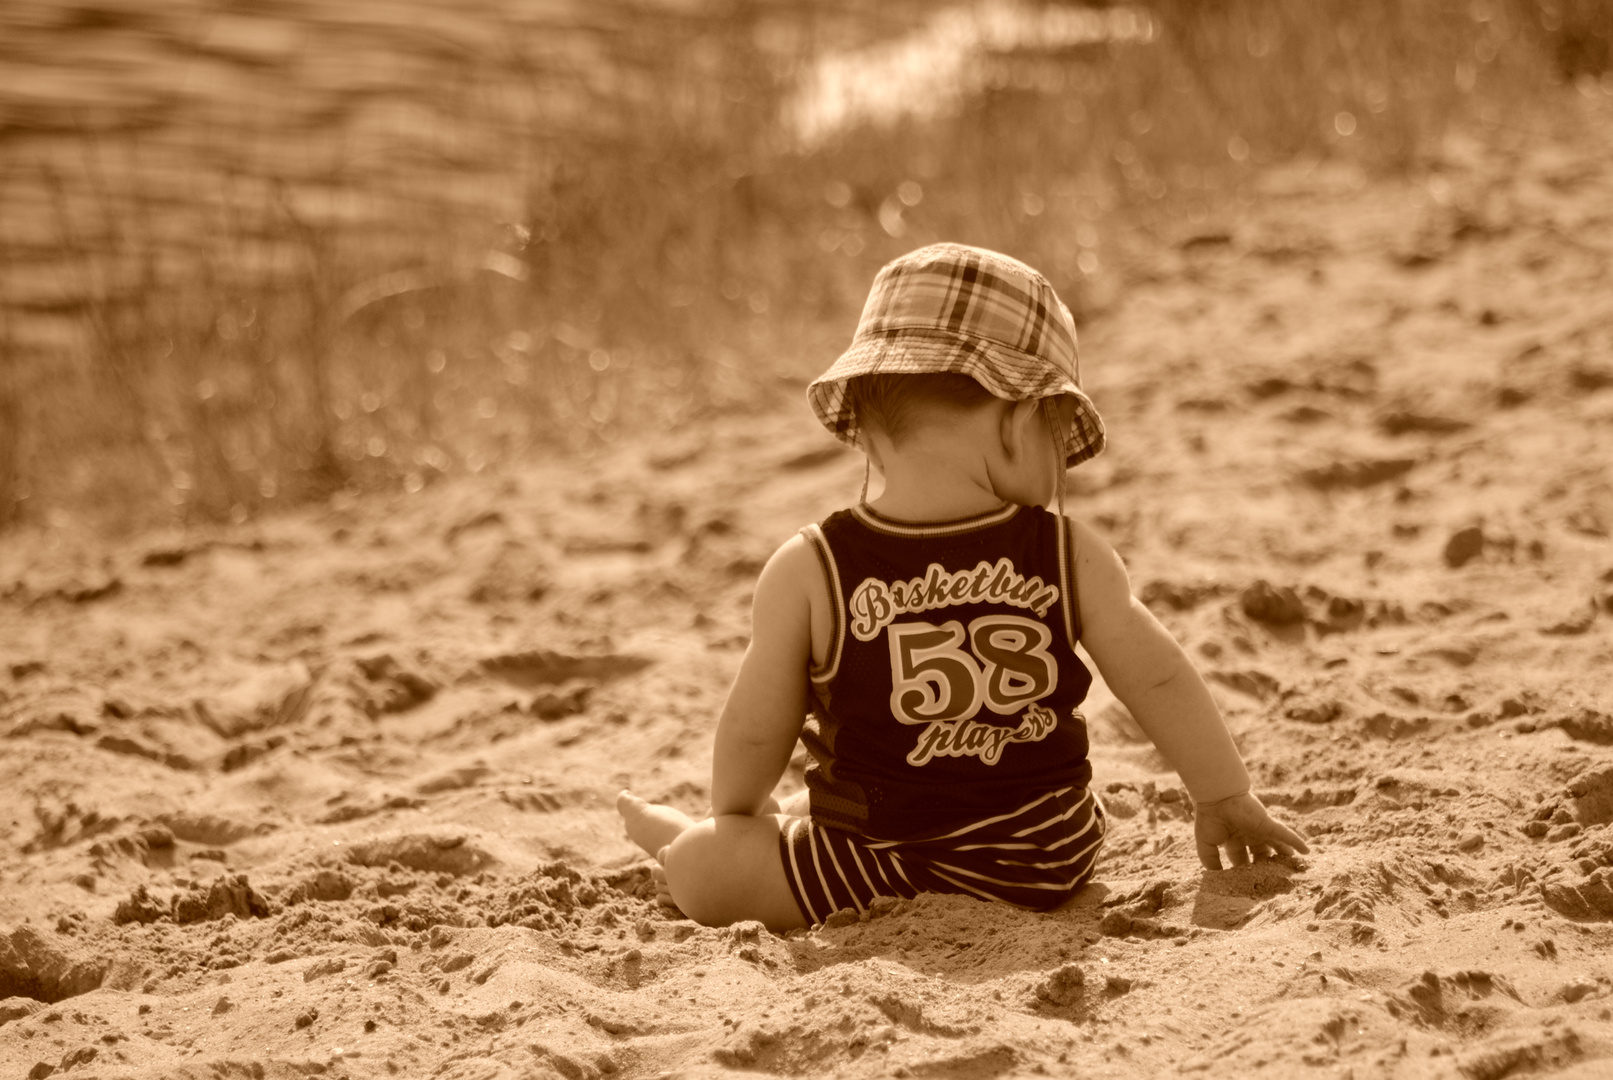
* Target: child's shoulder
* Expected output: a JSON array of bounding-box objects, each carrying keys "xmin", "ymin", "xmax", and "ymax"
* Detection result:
[
  {"xmin": 1057, "ymin": 512, "xmax": 1114, "ymax": 554},
  {"xmin": 749, "ymin": 530, "xmax": 834, "ymax": 662},
  {"xmin": 767, "ymin": 528, "xmax": 820, "ymax": 570},
  {"xmin": 1057, "ymin": 512, "xmax": 1133, "ymax": 599},
  {"xmin": 753, "ymin": 530, "xmax": 826, "ymax": 608}
]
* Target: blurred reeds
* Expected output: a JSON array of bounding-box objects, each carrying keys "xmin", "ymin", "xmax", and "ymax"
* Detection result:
[{"xmin": 0, "ymin": 0, "xmax": 1608, "ymax": 533}]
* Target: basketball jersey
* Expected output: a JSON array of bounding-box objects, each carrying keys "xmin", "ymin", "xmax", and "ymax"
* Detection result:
[{"xmin": 800, "ymin": 502, "xmax": 1094, "ymax": 841}]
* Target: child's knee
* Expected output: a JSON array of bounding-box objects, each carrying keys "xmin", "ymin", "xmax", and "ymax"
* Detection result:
[
  {"xmin": 662, "ymin": 820, "xmax": 726, "ymax": 923},
  {"xmin": 663, "ymin": 815, "xmax": 786, "ymax": 927},
  {"xmin": 662, "ymin": 820, "xmax": 712, "ymax": 877}
]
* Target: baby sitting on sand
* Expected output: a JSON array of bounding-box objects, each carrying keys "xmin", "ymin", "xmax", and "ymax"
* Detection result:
[{"xmin": 618, "ymin": 243, "xmax": 1307, "ymax": 931}]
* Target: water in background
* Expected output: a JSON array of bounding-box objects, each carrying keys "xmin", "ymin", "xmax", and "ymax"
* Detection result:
[
  {"xmin": 788, "ymin": 3, "xmax": 1155, "ymax": 145},
  {"xmin": 0, "ymin": 0, "xmax": 1597, "ymax": 529}
]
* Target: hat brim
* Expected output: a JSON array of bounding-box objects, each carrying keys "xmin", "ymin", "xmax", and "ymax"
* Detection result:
[{"xmin": 808, "ymin": 329, "xmax": 1106, "ymax": 467}]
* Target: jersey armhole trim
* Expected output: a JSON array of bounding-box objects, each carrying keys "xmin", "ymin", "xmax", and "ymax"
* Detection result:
[
  {"xmin": 802, "ymin": 524, "xmax": 846, "ymax": 683},
  {"xmin": 1057, "ymin": 513, "xmax": 1083, "ymax": 649}
]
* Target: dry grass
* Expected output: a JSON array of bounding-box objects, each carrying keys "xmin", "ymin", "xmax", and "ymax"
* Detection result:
[{"xmin": 1, "ymin": 0, "xmax": 1606, "ymax": 533}]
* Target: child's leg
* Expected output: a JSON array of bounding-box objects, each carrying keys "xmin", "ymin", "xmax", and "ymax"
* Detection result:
[
  {"xmin": 617, "ymin": 789, "xmax": 808, "ymax": 857},
  {"xmin": 664, "ymin": 813, "xmax": 808, "ymax": 931},
  {"xmin": 617, "ymin": 791, "xmax": 807, "ymax": 932},
  {"xmin": 616, "ymin": 791, "xmax": 696, "ymax": 857}
]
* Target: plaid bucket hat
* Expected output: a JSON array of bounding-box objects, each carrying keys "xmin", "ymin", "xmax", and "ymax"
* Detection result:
[{"xmin": 808, "ymin": 243, "xmax": 1105, "ymax": 466}]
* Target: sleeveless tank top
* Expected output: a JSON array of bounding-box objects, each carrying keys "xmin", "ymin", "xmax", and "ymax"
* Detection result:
[{"xmin": 800, "ymin": 502, "xmax": 1094, "ymax": 841}]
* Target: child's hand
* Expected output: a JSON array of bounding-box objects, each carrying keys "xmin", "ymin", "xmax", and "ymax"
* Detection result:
[{"xmin": 1193, "ymin": 792, "xmax": 1310, "ymax": 870}]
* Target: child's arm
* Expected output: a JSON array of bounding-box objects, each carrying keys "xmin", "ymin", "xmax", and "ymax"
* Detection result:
[
  {"xmin": 1069, "ymin": 519, "xmax": 1309, "ymax": 869},
  {"xmin": 707, "ymin": 535, "xmax": 818, "ymax": 817}
]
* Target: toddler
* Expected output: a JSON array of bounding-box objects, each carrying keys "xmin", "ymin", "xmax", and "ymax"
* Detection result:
[{"xmin": 618, "ymin": 243, "xmax": 1307, "ymax": 931}]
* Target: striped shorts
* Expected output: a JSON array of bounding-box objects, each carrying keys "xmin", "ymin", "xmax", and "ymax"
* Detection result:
[{"xmin": 778, "ymin": 785, "xmax": 1105, "ymax": 924}]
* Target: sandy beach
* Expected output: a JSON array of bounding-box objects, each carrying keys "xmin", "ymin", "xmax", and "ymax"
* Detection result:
[{"xmin": 4, "ymin": 72, "xmax": 1613, "ymax": 1080}]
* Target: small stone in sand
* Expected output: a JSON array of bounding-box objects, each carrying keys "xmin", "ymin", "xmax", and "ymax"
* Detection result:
[
  {"xmin": 1240, "ymin": 581, "xmax": 1307, "ymax": 625},
  {"xmin": 1444, "ymin": 527, "xmax": 1485, "ymax": 569}
]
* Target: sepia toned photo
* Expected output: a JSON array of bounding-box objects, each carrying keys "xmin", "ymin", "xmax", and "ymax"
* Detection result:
[{"xmin": 2, "ymin": 2, "xmax": 1612, "ymax": 1077}]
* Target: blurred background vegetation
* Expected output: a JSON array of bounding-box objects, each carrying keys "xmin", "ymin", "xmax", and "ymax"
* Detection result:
[{"xmin": 1, "ymin": 0, "xmax": 1609, "ymax": 533}]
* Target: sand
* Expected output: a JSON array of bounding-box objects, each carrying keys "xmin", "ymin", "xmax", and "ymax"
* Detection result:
[{"xmin": 4, "ymin": 97, "xmax": 1613, "ymax": 1080}]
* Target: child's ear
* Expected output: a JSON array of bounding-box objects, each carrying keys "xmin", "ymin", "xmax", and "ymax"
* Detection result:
[{"xmin": 1000, "ymin": 399, "xmax": 1042, "ymax": 461}]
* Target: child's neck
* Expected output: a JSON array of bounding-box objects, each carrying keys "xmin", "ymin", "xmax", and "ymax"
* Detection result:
[
  {"xmin": 864, "ymin": 444, "xmax": 1010, "ymax": 524},
  {"xmin": 867, "ymin": 486, "xmax": 1010, "ymax": 523}
]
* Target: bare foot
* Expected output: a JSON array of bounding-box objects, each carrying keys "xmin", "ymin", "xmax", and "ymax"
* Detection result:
[{"xmin": 617, "ymin": 790, "xmax": 697, "ymax": 859}]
